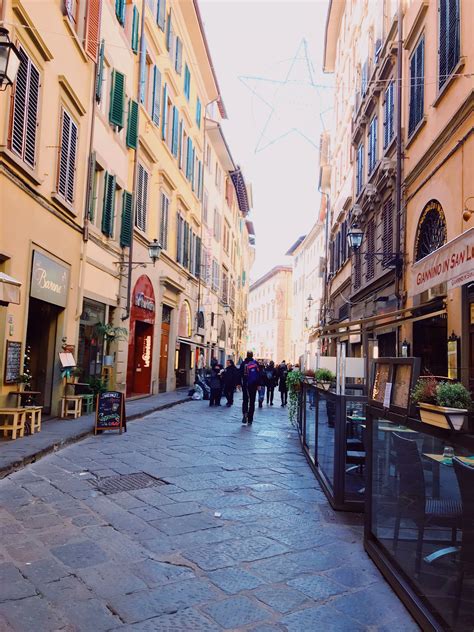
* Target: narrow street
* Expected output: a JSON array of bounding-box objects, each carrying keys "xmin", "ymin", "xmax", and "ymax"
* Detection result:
[{"xmin": 0, "ymin": 399, "xmax": 417, "ymax": 631}]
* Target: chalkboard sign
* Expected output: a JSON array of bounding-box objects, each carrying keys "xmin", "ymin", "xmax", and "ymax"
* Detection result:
[
  {"xmin": 94, "ymin": 391, "xmax": 127, "ymax": 434},
  {"xmin": 4, "ymin": 341, "xmax": 22, "ymax": 384}
]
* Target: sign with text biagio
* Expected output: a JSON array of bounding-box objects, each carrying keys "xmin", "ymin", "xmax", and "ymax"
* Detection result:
[{"xmin": 30, "ymin": 251, "xmax": 70, "ymax": 308}]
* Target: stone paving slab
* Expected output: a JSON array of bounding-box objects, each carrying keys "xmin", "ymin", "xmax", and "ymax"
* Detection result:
[
  {"xmin": 0, "ymin": 395, "xmax": 419, "ymax": 631},
  {"xmin": 0, "ymin": 389, "xmax": 191, "ymax": 477}
]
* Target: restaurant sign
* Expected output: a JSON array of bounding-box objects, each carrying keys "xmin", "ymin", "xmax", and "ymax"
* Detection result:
[
  {"xmin": 30, "ymin": 251, "xmax": 69, "ymax": 308},
  {"xmin": 411, "ymin": 228, "xmax": 474, "ymax": 296}
]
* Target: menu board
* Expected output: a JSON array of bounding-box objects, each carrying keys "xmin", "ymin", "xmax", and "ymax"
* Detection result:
[
  {"xmin": 392, "ymin": 364, "xmax": 412, "ymax": 410},
  {"xmin": 372, "ymin": 362, "xmax": 390, "ymax": 404},
  {"xmin": 95, "ymin": 391, "xmax": 126, "ymax": 434},
  {"xmin": 4, "ymin": 341, "xmax": 22, "ymax": 384}
]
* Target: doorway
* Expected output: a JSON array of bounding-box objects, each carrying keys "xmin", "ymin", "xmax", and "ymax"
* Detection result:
[
  {"xmin": 413, "ymin": 315, "xmax": 448, "ymax": 377},
  {"xmin": 176, "ymin": 343, "xmax": 190, "ymax": 387},
  {"xmin": 26, "ymin": 297, "xmax": 61, "ymax": 414},
  {"xmin": 159, "ymin": 325, "xmax": 169, "ymax": 393},
  {"xmin": 131, "ymin": 321, "xmax": 153, "ymax": 395}
]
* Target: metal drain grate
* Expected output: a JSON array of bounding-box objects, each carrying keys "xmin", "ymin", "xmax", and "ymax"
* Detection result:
[{"xmin": 90, "ymin": 472, "xmax": 169, "ymax": 495}]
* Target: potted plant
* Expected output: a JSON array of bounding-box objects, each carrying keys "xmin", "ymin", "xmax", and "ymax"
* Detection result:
[
  {"xmin": 287, "ymin": 369, "xmax": 304, "ymax": 425},
  {"xmin": 315, "ymin": 368, "xmax": 336, "ymax": 391},
  {"xmin": 412, "ymin": 377, "xmax": 472, "ymax": 431},
  {"xmin": 16, "ymin": 373, "xmax": 32, "ymax": 392},
  {"xmin": 95, "ymin": 323, "xmax": 128, "ymax": 366},
  {"xmin": 88, "ymin": 376, "xmax": 108, "ymax": 400}
]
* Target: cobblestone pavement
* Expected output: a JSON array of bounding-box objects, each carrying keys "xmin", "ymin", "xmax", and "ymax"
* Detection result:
[{"xmin": 0, "ymin": 397, "xmax": 418, "ymax": 631}]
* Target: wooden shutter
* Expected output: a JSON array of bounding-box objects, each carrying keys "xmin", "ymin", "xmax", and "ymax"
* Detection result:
[
  {"xmin": 159, "ymin": 193, "xmax": 169, "ymax": 250},
  {"xmin": 354, "ymin": 251, "xmax": 362, "ymax": 290},
  {"xmin": 58, "ymin": 109, "xmax": 78, "ymax": 204},
  {"xmin": 439, "ymin": 0, "xmax": 448, "ymax": 88},
  {"xmin": 366, "ymin": 219, "xmax": 375, "ymax": 280},
  {"xmin": 382, "ymin": 199, "xmax": 394, "ymax": 266},
  {"xmin": 96, "ymin": 40, "xmax": 105, "ymax": 102},
  {"xmin": 157, "ymin": 0, "xmax": 166, "ymax": 30},
  {"xmin": 135, "ymin": 164, "xmax": 148, "ymax": 231},
  {"xmin": 109, "ymin": 69, "xmax": 125, "ymax": 128},
  {"xmin": 196, "ymin": 98, "xmax": 201, "ymax": 128},
  {"xmin": 10, "ymin": 48, "xmax": 40, "ymax": 169},
  {"xmin": 152, "ymin": 66, "xmax": 161, "ymax": 125},
  {"xmin": 101, "ymin": 172, "xmax": 116, "ymax": 237},
  {"xmin": 175, "ymin": 37, "xmax": 182, "ymax": 74},
  {"xmin": 131, "ymin": 5, "xmax": 139, "ymax": 53},
  {"xmin": 126, "ymin": 100, "xmax": 139, "ymax": 149},
  {"xmin": 409, "ymin": 39, "xmax": 424, "ymax": 136},
  {"xmin": 447, "ymin": 0, "xmax": 460, "ymax": 78},
  {"xmin": 115, "ymin": 0, "xmax": 125, "ymax": 25},
  {"xmin": 171, "ymin": 106, "xmax": 179, "ymax": 156},
  {"xmin": 183, "ymin": 221, "xmax": 189, "ymax": 268},
  {"xmin": 120, "ymin": 191, "xmax": 133, "ymax": 247},
  {"xmin": 161, "ymin": 83, "xmax": 168, "ymax": 140},
  {"xmin": 196, "ymin": 236, "xmax": 201, "ymax": 278},
  {"xmin": 85, "ymin": 0, "xmax": 102, "ymax": 62},
  {"xmin": 176, "ymin": 214, "xmax": 183, "ymax": 263},
  {"xmin": 165, "ymin": 10, "xmax": 172, "ymax": 50},
  {"xmin": 87, "ymin": 151, "xmax": 97, "ymax": 220},
  {"xmin": 178, "ymin": 119, "xmax": 183, "ymax": 168}
]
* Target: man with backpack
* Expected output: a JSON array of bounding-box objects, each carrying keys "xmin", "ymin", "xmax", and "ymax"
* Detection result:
[{"xmin": 240, "ymin": 351, "xmax": 260, "ymax": 425}]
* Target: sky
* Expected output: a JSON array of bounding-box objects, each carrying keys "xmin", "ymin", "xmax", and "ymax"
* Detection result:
[{"xmin": 200, "ymin": 0, "xmax": 332, "ymax": 281}]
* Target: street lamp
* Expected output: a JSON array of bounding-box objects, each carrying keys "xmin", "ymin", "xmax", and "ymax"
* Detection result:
[
  {"xmin": 401, "ymin": 339, "xmax": 410, "ymax": 357},
  {"xmin": 0, "ymin": 28, "xmax": 21, "ymax": 90},
  {"xmin": 114, "ymin": 238, "xmax": 162, "ymax": 270},
  {"xmin": 347, "ymin": 223, "xmax": 402, "ymax": 271},
  {"xmin": 223, "ymin": 303, "xmax": 230, "ymax": 315},
  {"xmin": 307, "ymin": 294, "xmax": 313, "ymax": 310},
  {"xmin": 304, "ymin": 316, "xmax": 309, "ymax": 329}
]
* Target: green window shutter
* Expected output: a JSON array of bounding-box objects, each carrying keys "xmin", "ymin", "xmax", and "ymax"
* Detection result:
[
  {"xmin": 115, "ymin": 0, "xmax": 125, "ymax": 25},
  {"xmin": 120, "ymin": 191, "xmax": 133, "ymax": 247},
  {"xmin": 131, "ymin": 6, "xmax": 139, "ymax": 53},
  {"xmin": 161, "ymin": 83, "xmax": 168, "ymax": 140},
  {"xmin": 95, "ymin": 40, "xmax": 105, "ymax": 102},
  {"xmin": 157, "ymin": 0, "xmax": 166, "ymax": 30},
  {"xmin": 165, "ymin": 10, "xmax": 172, "ymax": 50},
  {"xmin": 109, "ymin": 69, "xmax": 125, "ymax": 129},
  {"xmin": 126, "ymin": 100, "xmax": 139, "ymax": 149},
  {"xmin": 87, "ymin": 151, "xmax": 97, "ymax": 221},
  {"xmin": 152, "ymin": 66, "xmax": 161, "ymax": 125},
  {"xmin": 101, "ymin": 172, "xmax": 116, "ymax": 237}
]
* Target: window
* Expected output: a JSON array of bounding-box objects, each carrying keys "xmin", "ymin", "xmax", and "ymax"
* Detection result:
[
  {"xmin": 356, "ymin": 143, "xmax": 364, "ymax": 195},
  {"xmin": 165, "ymin": 10, "xmax": 172, "ymax": 50},
  {"xmin": 383, "ymin": 81, "xmax": 394, "ymax": 148},
  {"xmin": 109, "ymin": 69, "xmax": 125, "ymax": 129},
  {"xmin": 223, "ymin": 222, "xmax": 230, "ymax": 253},
  {"xmin": 213, "ymin": 209, "xmax": 221, "ymax": 241},
  {"xmin": 176, "ymin": 214, "xmax": 184, "ymax": 264},
  {"xmin": 354, "ymin": 250, "xmax": 362, "ymax": 290},
  {"xmin": 156, "ymin": 0, "xmax": 166, "ymax": 30},
  {"xmin": 368, "ymin": 115, "xmax": 378, "ymax": 175},
  {"xmin": 184, "ymin": 64, "xmax": 191, "ymax": 100},
  {"xmin": 196, "ymin": 97, "xmax": 201, "ymax": 128},
  {"xmin": 10, "ymin": 47, "xmax": 40, "ymax": 169},
  {"xmin": 175, "ymin": 37, "xmax": 182, "ymax": 74},
  {"xmin": 215, "ymin": 162, "xmax": 221, "ymax": 190},
  {"xmin": 439, "ymin": 0, "xmax": 460, "ymax": 90},
  {"xmin": 205, "ymin": 143, "xmax": 212, "ymax": 171},
  {"xmin": 151, "ymin": 65, "xmax": 161, "ymax": 125},
  {"xmin": 126, "ymin": 100, "xmax": 139, "ymax": 149},
  {"xmin": 203, "ymin": 189, "xmax": 209, "ymax": 224},
  {"xmin": 212, "ymin": 259, "xmax": 220, "ymax": 291},
  {"xmin": 131, "ymin": 5, "xmax": 139, "ymax": 53},
  {"xmin": 409, "ymin": 38, "xmax": 424, "ymax": 137},
  {"xmin": 171, "ymin": 106, "xmax": 179, "ymax": 157},
  {"xmin": 366, "ymin": 219, "xmax": 375, "ymax": 280},
  {"xmin": 160, "ymin": 192, "xmax": 169, "ymax": 250},
  {"xmin": 100, "ymin": 172, "xmax": 116, "ymax": 237},
  {"xmin": 361, "ymin": 60, "xmax": 368, "ymax": 96},
  {"xmin": 120, "ymin": 191, "xmax": 133, "ymax": 247},
  {"xmin": 135, "ymin": 163, "xmax": 149, "ymax": 231},
  {"xmin": 382, "ymin": 198, "xmax": 394, "ymax": 266},
  {"xmin": 222, "ymin": 269, "xmax": 229, "ymax": 303},
  {"xmin": 96, "ymin": 40, "xmax": 105, "ymax": 102},
  {"xmin": 115, "ymin": 0, "xmax": 126, "ymax": 25},
  {"xmin": 57, "ymin": 108, "xmax": 78, "ymax": 205}
]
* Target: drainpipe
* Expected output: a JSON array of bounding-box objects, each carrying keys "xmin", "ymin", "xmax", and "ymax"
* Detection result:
[
  {"xmin": 123, "ymin": 0, "xmax": 146, "ymax": 321},
  {"xmin": 395, "ymin": 0, "xmax": 403, "ymax": 307}
]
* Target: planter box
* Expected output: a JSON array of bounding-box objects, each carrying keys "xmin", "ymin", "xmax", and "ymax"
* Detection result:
[
  {"xmin": 419, "ymin": 402, "xmax": 467, "ymax": 431},
  {"xmin": 317, "ymin": 381, "xmax": 331, "ymax": 391}
]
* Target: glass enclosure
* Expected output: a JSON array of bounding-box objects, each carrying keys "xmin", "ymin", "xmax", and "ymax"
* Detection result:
[
  {"xmin": 366, "ymin": 409, "xmax": 474, "ymax": 631},
  {"xmin": 298, "ymin": 382, "xmax": 366, "ymax": 511}
]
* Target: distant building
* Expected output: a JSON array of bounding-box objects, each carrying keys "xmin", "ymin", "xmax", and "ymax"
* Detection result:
[{"xmin": 248, "ymin": 267, "xmax": 293, "ymax": 363}]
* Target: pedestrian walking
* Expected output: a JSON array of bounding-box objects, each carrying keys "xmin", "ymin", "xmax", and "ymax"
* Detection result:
[
  {"xmin": 278, "ymin": 360, "xmax": 289, "ymax": 407},
  {"xmin": 209, "ymin": 364, "xmax": 223, "ymax": 407},
  {"xmin": 222, "ymin": 359, "xmax": 240, "ymax": 407},
  {"xmin": 240, "ymin": 351, "xmax": 260, "ymax": 424},
  {"xmin": 257, "ymin": 360, "xmax": 266, "ymax": 408},
  {"xmin": 264, "ymin": 361, "xmax": 278, "ymax": 406}
]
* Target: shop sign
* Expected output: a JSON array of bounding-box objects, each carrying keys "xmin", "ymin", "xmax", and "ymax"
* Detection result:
[
  {"xmin": 411, "ymin": 228, "xmax": 474, "ymax": 296},
  {"xmin": 142, "ymin": 335, "xmax": 152, "ymax": 367},
  {"xmin": 30, "ymin": 251, "xmax": 69, "ymax": 308},
  {"xmin": 134, "ymin": 292, "xmax": 155, "ymax": 312}
]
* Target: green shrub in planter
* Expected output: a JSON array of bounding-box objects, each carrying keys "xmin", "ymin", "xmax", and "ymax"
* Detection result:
[
  {"xmin": 315, "ymin": 368, "xmax": 335, "ymax": 383},
  {"xmin": 436, "ymin": 382, "xmax": 472, "ymax": 410}
]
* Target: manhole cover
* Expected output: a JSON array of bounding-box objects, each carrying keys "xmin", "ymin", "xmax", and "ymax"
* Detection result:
[{"xmin": 90, "ymin": 472, "xmax": 168, "ymax": 495}]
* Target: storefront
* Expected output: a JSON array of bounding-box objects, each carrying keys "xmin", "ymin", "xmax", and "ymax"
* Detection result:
[
  {"xmin": 77, "ymin": 299, "xmax": 106, "ymax": 383},
  {"xmin": 127, "ymin": 275, "xmax": 156, "ymax": 397},
  {"xmin": 176, "ymin": 301, "xmax": 192, "ymax": 388},
  {"xmin": 26, "ymin": 250, "xmax": 70, "ymax": 414}
]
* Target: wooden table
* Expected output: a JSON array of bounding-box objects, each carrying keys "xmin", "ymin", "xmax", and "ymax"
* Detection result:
[{"xmin": 423, "ymin": 453, "xmax": 474, "ymax": 466}]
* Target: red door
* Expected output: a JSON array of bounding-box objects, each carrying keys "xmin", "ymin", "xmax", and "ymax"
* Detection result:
[
  {"xmin": 132, "ymin": 321, "xmax": 153, "ymax": 394},
  {"xmin": 159, "ymin": 322, "xmax": 169, "ymax": 392}
]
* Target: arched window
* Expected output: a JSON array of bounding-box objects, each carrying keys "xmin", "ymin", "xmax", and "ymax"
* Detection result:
[
  {"xmin": 414, "ymin": 200, "xmax": 447, "ymax": 262},
  {"xmin": 178, "ymin": 301, "xmax": 192, "ymax": 338}
]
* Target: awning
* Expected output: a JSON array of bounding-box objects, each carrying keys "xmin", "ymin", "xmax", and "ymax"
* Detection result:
[
  {"xmin": 230, "ymin": 167, "xmax": 251, "ymax": 215},
  {"xmin": 0, "ymin": 273, "xmax": 21, "ymax": 306}
]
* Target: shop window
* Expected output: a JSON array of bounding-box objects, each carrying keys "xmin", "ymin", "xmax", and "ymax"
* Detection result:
[
  {"xmin": 438, "ymin": 0, "xmax": 460, "ymax": 90},
  {"xmin": 409, "ymin": 37, "xmax": 424, "ymax": 137},
  {"xmin": 414, "ymin": 200, "xmax": 447, "ymax": 262},
  {"xmin": 78, "ymin": 299, "xmax": 106, "ymax": 382}
]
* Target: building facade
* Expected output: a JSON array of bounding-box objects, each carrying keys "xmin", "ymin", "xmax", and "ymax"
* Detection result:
[
  {"xmin": 248, "ymin": 266, "xmax": 292, "ymax": 363},
  {"xmin": 0, "ymin": 0, "xmax": 254, "ymax": 416}
]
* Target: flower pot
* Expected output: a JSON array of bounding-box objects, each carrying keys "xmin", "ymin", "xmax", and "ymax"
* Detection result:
[
  {"xmin": 418, "ymin": 402, "xmax": 467, "ymax": 431},
  {"xmin": 317, "ymin": 381, "xmax": 331, "ymax": 391},
  {"xmin": 103, "ymin": 355, "xmax": 114, "ymax": 367}
]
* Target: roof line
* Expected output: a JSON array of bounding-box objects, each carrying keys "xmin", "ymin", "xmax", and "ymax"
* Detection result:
[{"xmin": 250, "ymin": 265, "xmax": 292, "ymax": 292}]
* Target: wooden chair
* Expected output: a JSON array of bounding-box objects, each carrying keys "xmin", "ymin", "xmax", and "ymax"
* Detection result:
[
  {"xmin": 60, "ymin": 396, "xmax": 82, "ymax": 419},
  {"xmin": 80, "ymin": 394, "xmax": 95, "ymax": 414},
  {"xmin": 24, "ymin": 406, "xmax": 42, "ymax": 434},
  {"xmin": 0, "ymin": 408, "xmax": 26, "ymax": 440}
]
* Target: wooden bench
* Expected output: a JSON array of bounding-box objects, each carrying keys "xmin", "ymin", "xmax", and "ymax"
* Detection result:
[
  {"xmin": 0, "ymin": 408, "xmax": 26, "ymax": 440},
  {"xmin": 24, "ymin": 406, "xmax": 42, "ymax": 434},
  {"xmin": 60, "ymin": 396, "xmax": 82, "ymax": 419}
]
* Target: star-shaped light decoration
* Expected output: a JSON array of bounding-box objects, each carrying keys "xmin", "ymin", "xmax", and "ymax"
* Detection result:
[{"xmin": 239, "ymin": 39, "xmax": 332, "ymax": 153}]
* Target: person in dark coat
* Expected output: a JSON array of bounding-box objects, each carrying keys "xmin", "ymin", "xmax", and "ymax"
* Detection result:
[
  {"xmin": 264, "ymin": 361, "xmax": 278, "ymax": 406},
  {"xmin": 222, "ymin": 359, "xmax": 239, "ymax": 407},
  {"xmin": 239, "ymin": 351, "xmax": 260, "ymax": 424},
  {"xmin": 209, "ymin": 365, "xmax": 223, "ymax": 407},
  {"xmin": 278, "ymin": 361, "xmax": 289, "ymax": 407}
]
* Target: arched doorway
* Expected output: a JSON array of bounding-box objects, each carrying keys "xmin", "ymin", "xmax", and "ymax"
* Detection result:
[
  {"xmin": 176, "ymin": 301, "xmax": 192, "ymax": 387},
  {"xmin": 127, "ymin": 275, "xmax": 155, "ymax": 396},
  {"xmin": 413, "ymin": 201, "xmax": 448, "ymax": 376}
]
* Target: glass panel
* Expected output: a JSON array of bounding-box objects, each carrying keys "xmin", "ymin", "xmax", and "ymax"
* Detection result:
[
  {"xmin": 305, "ymin": 386, "xmax": 316, "ymax": 462},
  {"xmin": 345, "ymin": 399, "xmax": 366, "ymax": 500},
  {"xmin": 316, "ymin": 390, "xmax": 335, "ymax": 490},
  {"xmin": 370, "ymin": 417, "xmax": 474, "ymax": 629},
  {"xmin": 78, "ymin": 299, "xmax": 106, "ymax": 381}
]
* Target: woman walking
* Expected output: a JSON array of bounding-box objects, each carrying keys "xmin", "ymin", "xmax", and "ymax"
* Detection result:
[
  {"xmin": 264, "ymin": 361, "xmax": 278, "ymax": 406},
  {"xmin": 278, "ymin": 361, "xmax": 289, "ymax": 407}
]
